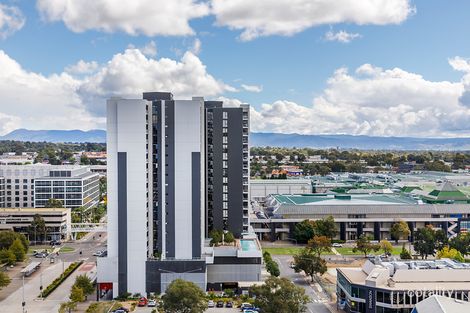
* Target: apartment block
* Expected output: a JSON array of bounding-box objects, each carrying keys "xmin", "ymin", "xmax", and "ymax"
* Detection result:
[
  {"xmin": 205, "ymin": 101, "xmax": 250, "ymax": 237},
  {"xmin": 98, "ymin": 92, "xmax": 260, "ymax": 298}
]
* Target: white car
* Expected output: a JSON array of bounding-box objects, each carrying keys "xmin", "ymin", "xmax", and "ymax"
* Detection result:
[
  {"xmin": 147, "ymin": 299, "xmax": 157, "ymax": 307},
  {"xmin": 93, "ymin": 250, "xmax": 103, "ymax": 256},
  {"xmin": 208, "ymin": 300, "xmax": 215, "ymax": 308},
  {"xmin": 332, "ymin": 243, "xmax": 343, "ymax": 247}
]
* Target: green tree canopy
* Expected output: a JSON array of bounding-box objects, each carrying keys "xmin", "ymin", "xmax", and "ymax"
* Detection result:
[
  {"xmin": 413, "ymin": 226, "xmax": 439, "ymax": 259},
  {"xmin": 0, "ymin": 249, "xmax": 16, "ymax": 265},
  {"xmin": 45, "ymin": 198, "xmax": 64, "ymax": 208},
  {"xmin": 390, "ymin": 221, "xmax": 411, "ymax": 242},
  {"xmin": 437, "ymin": 246, "xmax": 465, "ymax": 262},
  {"xmin": 162, "ymin": 279, "xmax": 206, "ymax": 313},
  {"xmin": 9, "ymin": 238, "xmax": 26, "ymax": 262},
  {"xmin": 307, "ymin": 236, "xmax": 332, "ymax": 257},
  {"xmin": 70, "ymin": 285, "xmax": 85, "ymax": 303},
  {"xmin": 312, "ymin": 216, "xmax": 338, "ymax": 239},
  {"xmin": 0, "ymin": 231, "xmax": 29, "ymax": 251},
  {"xmin": 449, "ymin": 233, "xmax": 470, "ymax": 256},
  {"xmin": 353, "ymin": 235, "xmax": 380, "ymax": 257},
  {"xmin": 29, "ymin": 214, "xmax": 47, "ymax": 243},
  {"xmin": 0, "ymin": 272, "xmax": 11, "ymax": 290},
  {"xmin": 250, "ymin": 277, "xmax": 309, "ymax": 313},
  {"xmin": 293, "ymin": 220, "xmax": 316, "ymax": 244},
  {"xmin": 379, "ymin": 240, "xmax": 393, "ymax": 255},
  {"xmin": 293, "ymin": 247, "xmax": 327, "ymax": 282},
  {"xmin": 74, "ymin": 275, "xmax": 94, "ymax": 296}
]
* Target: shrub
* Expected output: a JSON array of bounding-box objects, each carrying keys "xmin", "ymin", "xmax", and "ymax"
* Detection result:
[
  {"xmin": 400, "ymin": 246, "xmax": 412, "ymax": 260},
  {"xmin": 41, "ymin": 261, "xmax": 83, "ymax": 298}
]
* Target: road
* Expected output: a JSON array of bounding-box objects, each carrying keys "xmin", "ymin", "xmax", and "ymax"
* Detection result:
[
  {"xmin": 0, "ymin": 232, "xmax": 105, "ymax": 313},
  {"xmin": 274, "ymin": 255, "xmax": 334, "ymax": 313}
]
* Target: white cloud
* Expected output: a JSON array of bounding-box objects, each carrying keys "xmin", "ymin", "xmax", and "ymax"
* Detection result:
[
  {"xmin": 36, "ymin": 0, "xmax": 210, "ymax": 36},
  {"xmin": 249, "ymin": 62, "xmax": 470, "ymax": 137},
  {"xmin": 241, "ymin": 84, "xmax": 262, "ymax": 93},
  {"xmin": 192, "ymin": 38, "xmax": 202, "ymax": 54},
  {"xmin": 211, "ymin": 0, "xmax": 414, "ymax": 41},
  {"xmin": 0, "ymin": 48, "xmax": 234, "ymax": 135},
  {"xmin": 140, "ymin": 40, "xmax": 157, "ymax": 57},
  {"xmin": 65, "ymin": 60, "xmax": 99, "ymax": 75},
  {"xmin": 449, "ymin": 56, "xmax": 470, "ymax": 73},
  {"xmin": 324, "ymin": 30, "xmax": 361, "ymax": 43},
  {"xmin": 0, "ymin": 4, "xmax": 25, "ymax": 39}
]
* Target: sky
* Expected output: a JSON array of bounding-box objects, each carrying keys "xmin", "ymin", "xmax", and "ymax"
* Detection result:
[{"xmin": 0, "ymin": 0, "xmax": 470, "ymax": 138}]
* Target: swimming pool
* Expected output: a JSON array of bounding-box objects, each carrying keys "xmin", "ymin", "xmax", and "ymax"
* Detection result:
[{"xmin": 240, "ymin": 240, "xmax": 258, "ymax": 251}]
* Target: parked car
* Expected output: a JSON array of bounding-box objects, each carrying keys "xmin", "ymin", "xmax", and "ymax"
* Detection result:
[
  {"xmin": 240, "ymin": 303, "xmax": 253, "ymax": 310},
  {"xmin": 147, "ymin": 299, "xmax": 157, "ymax": 307},
  {"xmin": 93, "ymin": 250, "xmax": 103, "ymax": 256},
  {"xmin": 112, "ymin": 308, "xmax": 129, "ymax": 313},
  {"xmin": 332, "ymin": 243, "xmax": 343, "ymax": 247},
  {"xmin": 226, "ymin": 301, "xmax": 233, "ymax": 308},
  {"xmin": 216, "ymin": 300, "xmax": 224, "ymax": 307},
  {"xmin": 208, "ymin": 300, "xmax": 215, "ymax": 307},
  {"xmin": 34, "ymin": 252, "xmax": 48, "ymax": 258},
  {"xmin": 137, "ymin": 297, "xmax": 148, "ymax": 307},
  {"xmin": 50, "ymin": 240, "xmax": 62, "ymax": 246}
]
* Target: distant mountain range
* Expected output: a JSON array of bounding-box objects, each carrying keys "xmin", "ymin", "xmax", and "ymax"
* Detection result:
[
  {"xmin": 0, "ymin": 129, "xmax": 106, "ymax": 143},
  {"xmin": 1, "ymin": 129, "xmax": 470, "ymax": 150}
]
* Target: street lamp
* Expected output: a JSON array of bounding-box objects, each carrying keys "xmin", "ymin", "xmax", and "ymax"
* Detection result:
[{"xmin": 22, "ymin": 275, "xmax": 25, "ymax": 313}]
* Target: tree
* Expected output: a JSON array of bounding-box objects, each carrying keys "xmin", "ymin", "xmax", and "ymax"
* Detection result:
[
  {"xmin": 266, "ymin": 260, "xmax": 280, "ymax": 277},
  {"xmin": 59, "ymin": 301, "xmax": 77, "ymax": 313},
  {"xmin": 312, "ymin": 216, "xmax": 338, "ymax": 239},
  {"xmin": 0, "ymin": 249, "xmax": 16, "ymax": 265},
  {"xmin": 293, "ymin": 247, "xmax": 327, "ymax": 282},
  {"xmin": 400, "ymin": 246, "xmax": 412, "ymax": 260},
  {"xmin": 353, "ymin": 235, "xmax": 380, "ymax": 257},
  {"xmin": 250, "ymin": 277, "xmax": 309, "ymax": 313},
  {"xmin": 0, "ymin": 231, "xmax": 29, "ymax": 251},
  {"xmin": 449, "ymin": 233, "xmax": 470, "ymax": 256},
  {"xmin": 293, "ymin": 220, "xmax": 316, "ymax": 244},
  {"xmin": 390, "ymin": 221, "xmax": 411, "ymax": 243},
  {"xmin": 9, "ymin": 238, "xmax": 25, "ymax": 262},
  {"xmin": 74, "ymin": 275, "xmax": 94, "ymax": 296},
  {"xmin": 0, "ymin": 272, "xmax": 11, "ymax": 290},
  {"xmin": 380, "ymin": 239, "xmax": 393, "ymax": 256},
  {"xmin": 307, "ymin": 236, "xmax": 332, "ymax": 257},
  {"xmin": 45, "ymin": 198, "xmax": 64, "ymax": 208},
  {"xmin": 29, "ymin": 214, "xmax": 47, "ymax": 243},
  {"xmin": 413, "ymin": 226, "xmax": 438, "ymax": 259},
  {"xmin": 209, "ymin": 229, "xmax": 222, "ymax": 246},
  {"xmin": 162, "ymin": 279, "xmax": 206, "ymax": 313},
  {"xmin": 224, "ymin": 231, "xmax": 235, "ymax": 244},
  {"xmin": 70, "ymin": 285, "xmax": 85, "ymax": 303},
  {"xmin": 437, "ymin": 246, "xmax": 465, "ymax": 262}
]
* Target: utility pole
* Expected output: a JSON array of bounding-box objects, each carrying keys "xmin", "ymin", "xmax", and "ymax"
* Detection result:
[{"xmin": 22, "ymin": 275, "xmax": 25, "ymax": 313}]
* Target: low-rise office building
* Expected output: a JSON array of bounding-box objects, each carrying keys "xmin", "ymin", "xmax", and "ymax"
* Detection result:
[
  {"xmin": 250, "ymin": 179, "xmax": 312, "ymax": 202},
  {"xmin": 34, "ymin": 167, "xmax": 100, "ymax": 209},
  {"xmin": 337, "ymin": 258, "xmax": 470, "ymax": 313},
  {"xmin": 251, "ymin": 193, "xmax": 470, "ymax": 241},
  {"xmin": 0, "ymin": 207, "xmax": 71, "ymax": 240},
  {"xmin": 0, "ymin": 165, "xmax": 99, "ymax": 209},
  {"xmin": 412, "ymin": 295, "xmax": 470, "ymax": 313}
]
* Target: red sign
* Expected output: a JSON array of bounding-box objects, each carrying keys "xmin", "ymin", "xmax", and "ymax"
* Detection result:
[{"xmin": 99, "ymin": 283, "xmax": 113, "ymax": 291}]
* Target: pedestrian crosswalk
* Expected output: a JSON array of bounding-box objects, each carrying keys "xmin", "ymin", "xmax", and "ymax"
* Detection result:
[{"xmin": 312, "ymin": 298, "xmax": 328, "ymax": 303}]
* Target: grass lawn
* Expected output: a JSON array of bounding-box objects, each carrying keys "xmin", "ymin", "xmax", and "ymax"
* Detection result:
[
  {"xmin": 27, "ymin": 245, "xmax": 52, "ymax": 254},
  {"xmin": 263, "ymin": 247, "xmax": 303, "ymax": 255},
  {"xmin": 59, "ymin": 246, "xmax": 75, "ymax": 253},
  {"xmin": 335, "ymin": 246, "xmax": 402, "ymax": 256}
]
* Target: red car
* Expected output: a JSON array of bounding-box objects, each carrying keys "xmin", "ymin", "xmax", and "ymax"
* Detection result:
[{"xmin": 138, "ymin": 297, "xmax": 148, "ymax": 307}]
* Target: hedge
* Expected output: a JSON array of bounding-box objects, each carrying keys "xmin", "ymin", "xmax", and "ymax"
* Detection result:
[{"xmin": 41, "ymin": 261, "xmax": 83, "ymax": 298}]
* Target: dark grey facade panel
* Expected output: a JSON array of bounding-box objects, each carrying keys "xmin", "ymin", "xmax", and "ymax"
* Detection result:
[
  {"xmin": 165, "ymin": 101, "xmax": 176, "ymax": 258},
  {"xmin": 117, "ymin": 152, "xmax": 127, "ymax": 295},
  {"xmin": 192, "ymin": 152, "xmax": 201, "ymax": 258},
  {"xmin": 143, "ymin": 92, "xmax": 173, "ymax": 101},
  {"xmin": 213, "ymin": 257, "xmax": 261, "ymax": 264},
  {"xmin": 154, "ymin": 101, "xmax": 163, "ymax": 254}
]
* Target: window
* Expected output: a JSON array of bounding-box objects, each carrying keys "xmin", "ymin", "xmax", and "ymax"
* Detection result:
[
  {"xmin": 222, "ymin": 120, "xmax": 227, "ymax": 127},
  {"xmin": 223, "ymin": 185, "xmax": 228, "ymax": 193},
  {"xmin": 223, "ymin": 111, "xmax": 228, "ymax": 119},
  {"xmin": 223, "ymin": 202, "xmax": 228, "ymax": 209}
]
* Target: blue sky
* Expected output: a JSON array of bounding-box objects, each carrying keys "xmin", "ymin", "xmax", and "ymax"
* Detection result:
[{"xmin": 0, "ymin": 0, "xmax": 470, "ymax": 137}]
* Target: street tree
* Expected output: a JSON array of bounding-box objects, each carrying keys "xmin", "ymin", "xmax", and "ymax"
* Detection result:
[
  {"xmin": 74, "ymin": 275, "xmax": 94, "ymax": 296},
  {"xmin": 0, "ymin": 231, "xmax": 29, "ymax": 251},
  {"xmin": 390, "ymin": 221, "xmax": 411, "ymax": 243},
  {"xmin": 293, "ymin": 220, "xmax": 316, "ymax": 244},
  {"xmin": 449, "ymin": 233, "xmax": 470, "ymax": 256},
  {"xmin": 293, "ymin": 247, "xmax": 327, "ymax": 282},
  {"xmin": 353, "ymin": 235, "xmax": 380, "ymax": 257},
  {"xmin": 413, "ymin": 226, "xmax": 438, "ymax": 259},
  {"xmin": 0, "ymin": 272, "xmax": 11, "ymax": 290},
  {"xmin": 69, "ymin": 285, "xmax": 85, "ymax": 303},
  {"xmin": 250, "ymin": 277, "xmax": 309, "ymax": 313},
  {"xmin": 0, "ymin": 249, "xmax": 16, "ymax": 265},
  {"xmin": 437, "ymin": 246, "xmax": 465, "ymax": 262},
  {"xmin": 162, "ymin": 279, "xmax": 206, "ymax": 313},
  {"xmin": 29, "ymin": 214, "xmax": 47, "ymax": 243},
  {"xmin": 313, "ymin": 216, "xmax": 338, "ymax": 239},
  {"xmin": 307, "ymin": 236, "xmax": 332, "ymax": 257},
  {"xmin": 9, "ymin": 238, "xmax": 26, "ymax": 262},
  {"xmin": 380, "ymin": 239, "xmax": 393, "ymax": 256}
]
